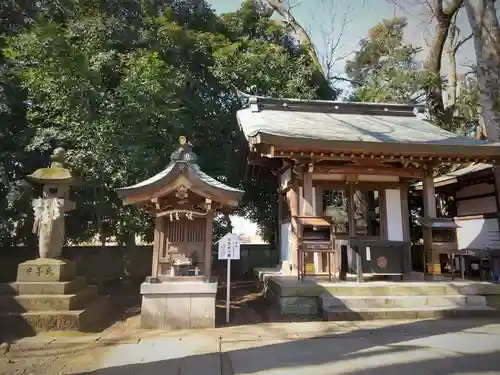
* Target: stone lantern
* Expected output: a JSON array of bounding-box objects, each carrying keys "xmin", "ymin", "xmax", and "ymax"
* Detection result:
[
  {"xmin": 27, "ymin": 147, "xmax": 76, "ymax": 259},
  {"xmin": 0, "ymin": 148, "xmax": 109, "ymax": 335}
]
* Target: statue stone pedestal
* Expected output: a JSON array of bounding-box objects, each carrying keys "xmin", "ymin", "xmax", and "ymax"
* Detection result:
[
  {"xmin": 0, "ymin": 259, "xmax": 110, "ymax": 336},
  {"xmin": 17, "ymin": 259, "xmax": 76, "ymax": 282}
]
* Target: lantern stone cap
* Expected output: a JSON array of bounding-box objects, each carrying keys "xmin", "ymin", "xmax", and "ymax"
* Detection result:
[{"xmin": 27, "ymin": 147, "xmax": 75, "ymax": 185}]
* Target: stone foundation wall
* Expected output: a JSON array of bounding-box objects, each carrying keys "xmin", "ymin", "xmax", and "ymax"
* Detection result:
[
  {"xmin": 0, "ymin": 246, "xmax": 151, "ymax": 283},
  {"xmin": 1, "ymin": 244, "xmax": 276, "ymax": 283},
  {"xmin": 279, "ymin": 296, "xmax": 319, "ymax": 316},
  {"xmin": 264, "ymin": 276, "xmax": 320, "ymax": 316}
]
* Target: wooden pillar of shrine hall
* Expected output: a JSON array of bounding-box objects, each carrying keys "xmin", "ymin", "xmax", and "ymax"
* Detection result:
[{"xmin": 117, "ymin": 136, "xmax": 243, "ymax": 329}]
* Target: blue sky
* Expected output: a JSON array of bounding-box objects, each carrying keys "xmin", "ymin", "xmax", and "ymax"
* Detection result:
[{"xmin": 207, "ymin": 0, "xmax": 475, "ymax": 94}]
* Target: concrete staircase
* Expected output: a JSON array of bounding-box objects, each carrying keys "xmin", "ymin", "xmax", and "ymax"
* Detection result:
[
  {"xmin": 0, "ymin": 259, "xmax": 110, "ymax": 336},
  {"xmin": 320, "ymin": 284, "xmax": 499, "ymax": 321}
]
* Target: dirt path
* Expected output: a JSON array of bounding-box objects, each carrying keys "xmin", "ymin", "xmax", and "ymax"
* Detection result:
[{"xmin": 0, "ymin": 280, "xmax": 287, "ymax": 375}]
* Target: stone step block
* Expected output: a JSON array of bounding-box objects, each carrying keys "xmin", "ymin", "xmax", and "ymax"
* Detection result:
[
  {"xmin": 322, "ymin": 285, "xmax": 458, "ymax": 296},
  {"xmin": 321, "ymin": 282, "xmax": 500, "ymax": 296},
  {"xmin": 17, "ymin": 259, "xmax": 76, "ymax": 282},
  {"xmin": 0, "ymin": 278, "xmax": 87, "ymax": 296},
  {"xmin": 320, "ymin": 294, "xmax": 487, "ymax": 309},
  {"xmin": 0, "ymin": 286, "xmax": 98, "ymax": 312},
  {"xmin": 322, "ymin": 306, "xmax": 499, "ymax": 321},
  {"xmin": 0, "ymin": 295, "xmax": 111, "ymax": 335}
]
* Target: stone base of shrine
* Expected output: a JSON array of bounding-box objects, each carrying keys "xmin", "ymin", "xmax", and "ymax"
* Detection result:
[
  {"xmin": 262, "ymin": 275, "xmax": 500, "ymax": 319},
  {"xmin": 140, "ymin": 280, "xmax": 217, "ymax": 329}
]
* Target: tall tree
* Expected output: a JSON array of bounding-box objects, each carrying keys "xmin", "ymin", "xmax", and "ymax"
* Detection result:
[
  {"xmin": 464, "ymin": 0, "xmax": 500, "ymax": 142},
  {"xmin": 418, "ymin": 0, "xmax": 465, "ymax": 126},
  {"xmin": 345, "ymin": 17, "xmax": 426, "ymax": 104},
  {"xmin": 2, "ymin": 0, "xmax": 328, "ymax": 245},
  {"xmin": 464, "ymin": 0, "xmax": 500, "ymax": 212}
]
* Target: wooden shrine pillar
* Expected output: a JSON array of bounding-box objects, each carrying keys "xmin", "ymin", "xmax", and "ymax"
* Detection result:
[
  {"xmin": 151, "ymin": 217, "xmax": 165, "ymax": 278},
  {"xmin": 347, "ymin": 183, "xmax": 363, "ymax": 282},
  {"xmin": 422, "ymin": 170, "xmax": 440, "ymax": 276},
  {"xmin": 287, "ymin": 186, "xmax": 299, "ymax": 272},
  {"xmin": 313, "ymin": 186, "xmax": 324, "ymax": 272},
  {"xmin": 204, "ymin": 211, "xmax": 214, "ymax": 278},
  {"xmin": 400, "ymin": 184, "xmax": 412, "ymax": 274},
  {"xmin": 301, "ymin": 165, "xmax": 314, "ymax": 216}
]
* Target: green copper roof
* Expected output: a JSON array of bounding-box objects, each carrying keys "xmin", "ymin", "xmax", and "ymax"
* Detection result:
[{"xmin": 236, "ymin": 95, "xmax": 488, "ymax": 146}]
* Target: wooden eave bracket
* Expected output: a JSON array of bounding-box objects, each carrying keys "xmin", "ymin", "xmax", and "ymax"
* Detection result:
[
  {"xmin": 205, "ymin": 198, "xmax": 212, "ymax": 211},
  {"xmin": 270, "ymin": 147, "xmax": 500, "ymax": 165}
]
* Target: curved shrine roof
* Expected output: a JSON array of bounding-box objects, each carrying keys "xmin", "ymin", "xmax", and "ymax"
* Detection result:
[
  {"xmin": 116, "ymin": 137, "xmax": 244, "ymax": 207},
  {"xmin": 236, "ymin": 94, "xmax": 500, "ymax": 160}
]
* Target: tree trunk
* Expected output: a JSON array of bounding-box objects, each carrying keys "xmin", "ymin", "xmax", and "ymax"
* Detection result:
[
  {"xmin": 465, "ymin": 0, "xmax": 500, "ymax": 142},
  {"xmin": 446, "ymin": 12, "xmax": 459, "ymax": 115},
  {"xmin": 423, "ymin": 0, "xmax": 464, "ymax": 126},
  {"xmin": 465, "ymin": 0, "xmax": 500, "ymax": 220}
]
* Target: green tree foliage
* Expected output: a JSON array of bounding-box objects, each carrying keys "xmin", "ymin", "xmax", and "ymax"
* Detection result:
[
  {"xmin": 345, "ymin": 17, "xmax": 427, "ymax": 104},
  {"xmin": 1, "ymin": 0, "xmax": 327, "ymax": 245}
]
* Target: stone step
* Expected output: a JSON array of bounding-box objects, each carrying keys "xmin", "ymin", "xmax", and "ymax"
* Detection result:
[
  {"xmin": 320, "ymin": 294, "xmax": 487, "ymax": 309},
  {"xmin": 0, "ymin": 278, "xmax": 87, "ymax": 295},
  {"xmin": 321, "ymin": 284, "xmax": 493, "ymax": 296},
  {"xmin": 322, "ymin": 306, "xmax": 499, "ymax": 321},
  {"xmin": 0, "ymin": 286, "xmax": 98, "ymax": 312},
  {"xmin": 0, "ymin": 295, "xmax": 111, "ymax": 335}
]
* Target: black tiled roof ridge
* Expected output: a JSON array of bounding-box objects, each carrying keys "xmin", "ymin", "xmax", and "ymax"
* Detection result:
[{"xmin": 238, "ymin": 91, "xmax": 425, "ymax": 118}]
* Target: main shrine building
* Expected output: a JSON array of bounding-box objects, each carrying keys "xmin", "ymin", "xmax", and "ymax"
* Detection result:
[{"xmin": 236, "ymin": 94, "xmax": 500, "ymax": 281}]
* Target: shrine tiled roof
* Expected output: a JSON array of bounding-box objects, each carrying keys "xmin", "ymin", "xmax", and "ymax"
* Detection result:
[
  {"xmin": 236, "ymin": 95, "xmax": 488, "ymax": 147},
  {"xmin": 116, "ymin": 136, "xmax": 244, "ymax": 205},
  {"xmin": 117, "ymin": 161, "xmax": 243, "ymax": 196}
]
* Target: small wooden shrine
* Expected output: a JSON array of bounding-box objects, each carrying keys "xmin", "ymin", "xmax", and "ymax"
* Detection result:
[{"xmin": 116, "ymin": 136, "xmax": 244, "ymax": 329}]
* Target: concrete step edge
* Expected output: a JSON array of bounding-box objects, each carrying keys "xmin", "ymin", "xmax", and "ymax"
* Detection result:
[
  {"xmin": 320, "ymin": 294, "xmax": 472, "ymax": 299},
  {"xmin": 0, "ymin": 296, "xmax": 110, "ymax": 317},
  {"xmin": 12, "ymin": 286, "xmax": 98, "ymax": 300},
  {"xmin": 320, "ymin": 295, "xmax": 486, "ymax": 305},
  {"xmin": 323, "ymin": 306, "xmax": 496, "ymax": 312}
]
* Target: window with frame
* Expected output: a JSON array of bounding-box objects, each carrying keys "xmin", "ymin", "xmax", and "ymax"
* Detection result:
[
  {"xmin": 323, "ymin": 189, "xmax": 349, "ymax": 235},
  {"xmin": 322, "ymin": 187, "xmax": 383, "ymax": 238},
  {"xmin": 353, "ymin": 189, "xmax": 381, "ymax": 237}
]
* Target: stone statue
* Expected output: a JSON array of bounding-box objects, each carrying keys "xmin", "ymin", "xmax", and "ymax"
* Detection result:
[{"xmin": 28, "ymin": 148, "xmax": 76, "ymax": 258}]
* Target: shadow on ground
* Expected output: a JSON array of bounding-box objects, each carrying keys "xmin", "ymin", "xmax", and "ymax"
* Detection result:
[{"xmin": 75, "ymin": 317, "xmax": 500, "ymax": 375}]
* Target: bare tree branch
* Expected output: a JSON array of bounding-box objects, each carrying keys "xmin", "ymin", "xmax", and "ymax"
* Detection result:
[
  {"xmin": 315, "ymin": 0, "xmax": 353, "ymax": 80},
  {"xmin": 261, "ymin": 0, "xmax": 357, "ymax": 90},
  {"xmin": 262, "ymin": 0, "xmax": 321, "ymax": 67},
  {"xmin": 454, "ymin": 32, "xmax": 473, "ymax": 53}
]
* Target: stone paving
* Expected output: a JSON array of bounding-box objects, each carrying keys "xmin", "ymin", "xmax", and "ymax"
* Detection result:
[
  {"xmin": 6, "ymin": 318, "xmax": 500, "ymax": 375},
  {"xmin": 92, "ymin": 319, "xmax": 500, "ymax": 375}
]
